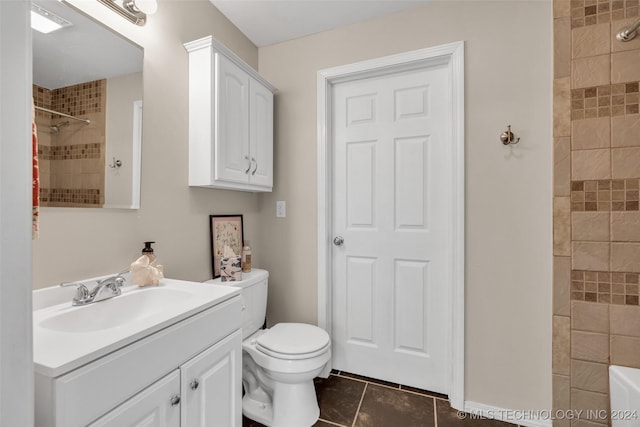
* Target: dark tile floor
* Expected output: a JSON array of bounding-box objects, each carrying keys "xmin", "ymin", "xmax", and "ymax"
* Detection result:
[{"xmin": 243, "ymin": 371, "xmax": 516, "ymax": 427}]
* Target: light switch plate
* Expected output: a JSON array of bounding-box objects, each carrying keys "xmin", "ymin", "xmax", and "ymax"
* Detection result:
[{"xmin": 276, "ymin": 201, "xmax": 286, "ymax": 218}]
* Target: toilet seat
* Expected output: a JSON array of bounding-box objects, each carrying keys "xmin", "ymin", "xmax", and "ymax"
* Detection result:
[{"xmin": 256, "ymin": 323, "xmax": 330, "ymax": 360}]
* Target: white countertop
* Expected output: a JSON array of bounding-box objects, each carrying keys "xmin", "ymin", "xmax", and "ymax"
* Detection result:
[{"xmin": 33, "ymin": 278, "xmax": 239, "ymax": 378}]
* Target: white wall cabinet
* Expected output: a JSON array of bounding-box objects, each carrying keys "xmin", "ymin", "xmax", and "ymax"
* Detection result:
[{"xmin": 185, "ymin": 36, "xmax": 275, "ymax": 192}]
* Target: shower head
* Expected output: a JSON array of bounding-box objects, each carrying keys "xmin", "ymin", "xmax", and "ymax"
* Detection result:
[{"xmin": 50, "ymin": 121, "xmax": 69, "ymax": 133}]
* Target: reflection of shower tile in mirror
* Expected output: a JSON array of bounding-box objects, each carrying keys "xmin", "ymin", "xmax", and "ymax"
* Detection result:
[{"xmin": 32, "ymin": 79, "xmax": 106, "ymax": 207}]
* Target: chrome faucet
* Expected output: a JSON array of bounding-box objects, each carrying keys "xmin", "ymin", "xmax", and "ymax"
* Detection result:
[{"xmin": 60, "ymin": 274, "xmax": 125, "ymax": 306}]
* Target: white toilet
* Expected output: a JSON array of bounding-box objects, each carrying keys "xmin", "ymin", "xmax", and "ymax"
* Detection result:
[{"xmin": 206, "ymin": 269, "xmax": 331, "ymax": 427}]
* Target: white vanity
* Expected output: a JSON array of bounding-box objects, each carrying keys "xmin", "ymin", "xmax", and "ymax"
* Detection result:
[{"xmin": 33, "ymin": 278, "xmax": 242, "ymax": 427}]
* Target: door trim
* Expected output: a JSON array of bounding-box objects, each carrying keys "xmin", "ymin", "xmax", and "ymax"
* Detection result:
[{"xmin": 316, "ymin": 41, "xmax": 465, "ymax": 409}]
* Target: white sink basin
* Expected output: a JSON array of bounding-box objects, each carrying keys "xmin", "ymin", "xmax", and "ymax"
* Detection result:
[
  {"xmin": 39, "ymin": 287, "xmax": 192, "ymax": 333},
  {"xmin": 34, "ymin": 278, "xmax": 239, "ymax": 377}
]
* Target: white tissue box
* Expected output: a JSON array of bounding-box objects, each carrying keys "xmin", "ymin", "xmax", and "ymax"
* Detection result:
[{"xmin": 220, "ymin": 256, "xmax": 242, "ymax": 281}]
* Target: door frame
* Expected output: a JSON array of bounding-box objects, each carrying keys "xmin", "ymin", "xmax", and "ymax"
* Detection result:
[
  {"xmin": 316, "ymin": 41, "xmax": 465, "ymax": 409},
  {"xmin": 0, "ymin": 1, "xmax": 34, "ymax": 425}
]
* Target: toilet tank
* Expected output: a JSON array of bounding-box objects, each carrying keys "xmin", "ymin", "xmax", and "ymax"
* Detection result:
[{"xmin": 205, "ymin": 269, "xmax": 268, "ymax": 339}]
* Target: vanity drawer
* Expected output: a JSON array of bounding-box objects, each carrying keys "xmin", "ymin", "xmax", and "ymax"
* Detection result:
[{"xmin": 39, "ymin": 295, "xmax": 241, "ymax": 427}]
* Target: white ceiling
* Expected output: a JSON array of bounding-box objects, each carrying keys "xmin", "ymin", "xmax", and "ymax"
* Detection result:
[
  {"xmin": 210, "ymin": 0, "xmax": 431, "ymax": 47},
  {"xmin": 33, "ymin": 1, "xmax": 428, "ymax": 89}
]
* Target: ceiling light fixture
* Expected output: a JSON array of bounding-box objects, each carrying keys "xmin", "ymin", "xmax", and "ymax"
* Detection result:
[
  {"xmin": 31, "ymin": 3, "xmax": 72, "ymax": 34},
  {"xmin": 96, "ymin": 0, "xmax": 158, "ymax": 26}
]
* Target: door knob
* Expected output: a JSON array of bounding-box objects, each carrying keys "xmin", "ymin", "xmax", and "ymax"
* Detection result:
[{"xmin": 333, "ymin": 236, "xmax": 344, "ymax": 246}]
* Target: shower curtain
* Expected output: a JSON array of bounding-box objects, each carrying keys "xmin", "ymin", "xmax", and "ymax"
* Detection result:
[{"xmin": 32, "ymin": 99, "xmax": 39, "ymax": 239}]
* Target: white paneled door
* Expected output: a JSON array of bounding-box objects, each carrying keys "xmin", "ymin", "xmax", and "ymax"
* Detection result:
[{"xmin": 331, "ymin": 64, "xmax": 452, "ymax": 394}]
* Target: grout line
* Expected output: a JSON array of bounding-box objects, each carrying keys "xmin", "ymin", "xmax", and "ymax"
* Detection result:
[
  {"xmin": 433, "ymin": 397, "xmax": 438, "ymax": 427},
  {"xmin": 318, "ymin": 418, "xmax": 349, "ymax": 427},
  {"xmin": 336, "ymin": 372, "xmax": 395, "ymax": 387},
  {"xmin": 351, "ymin": 382, "xmax": 368, "ymax": 427},
  {"xmin": 399, "ymin": 386, "xmax": 449, "ymax": 401},
  {"xmin": 335, "ymin": 372, "xmax": 448, "ymax": 401}
]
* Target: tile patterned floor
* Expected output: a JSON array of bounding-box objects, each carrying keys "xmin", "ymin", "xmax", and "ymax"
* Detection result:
[{"xmin": 242, "ymin": 371, "xmax": 515, "ymax": 427}]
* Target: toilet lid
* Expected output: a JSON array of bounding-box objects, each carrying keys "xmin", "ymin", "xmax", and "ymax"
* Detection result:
[{"xmin": 256, "ymin": 323, "xmax": 330, "ymax": 359}]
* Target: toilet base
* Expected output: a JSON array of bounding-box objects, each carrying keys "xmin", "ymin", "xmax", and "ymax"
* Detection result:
[
  {"xmin": 242, "ymin": 379, "xmax": 320, "ymax": 427},
  {"xmin": 242, "ymin": 395, "xmax": 273, "ymax": 426}
]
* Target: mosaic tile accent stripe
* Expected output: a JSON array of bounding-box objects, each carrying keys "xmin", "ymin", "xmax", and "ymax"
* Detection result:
[
  {"xmin": 38, "ymin": 143, "xmax": 101, "ymax": 161},
  {"xmin": 571, "ymin": 0, "xmax": 639, "ymax": 28},
  {"xmin": 51, "ymin": 79, "xmax": 104, "ymax": 117},
  {"xmin": 33, "ymin": 85, "xmax": 52, "ymax": 120},
  {"xmin": 571, "ymin": 82, "xmax": 640, "ymax": 119},
  {"xmin": 571, "ymin": 270, "xmax": 640, "ymax": 305},
  {"xmin": 571, "ymin": 179, "xmax": 640, "ymax": 211},
  {"xmin": 40, "ymin": 188, "xmax": 101, "ymax": 205}
]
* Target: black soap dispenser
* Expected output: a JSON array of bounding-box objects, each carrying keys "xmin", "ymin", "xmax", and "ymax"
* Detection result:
[{"xmin": 142, "ymin": 241, "xmax": 157, "ymax": 263}]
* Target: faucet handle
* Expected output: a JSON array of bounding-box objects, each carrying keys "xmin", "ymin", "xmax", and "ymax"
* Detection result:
[
  {"xmin": 59, "ymin": 282, "xmax": 90, "ymax": 305},
  {"xmin": 112, "ymin": 276, "xmax": 125, "ymax": 289},
  {"xmin": 98, "ymin": 274, "xmax": 126, "ymax": 289}
]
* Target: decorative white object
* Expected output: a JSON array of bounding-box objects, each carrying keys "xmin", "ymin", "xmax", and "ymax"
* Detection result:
[
  {"xmin": 130, "ymin": 254, "xmax": 164, "ymax": 286},
  {"xmin": 184, "ymin": 36, "xmax": 276, "ymax": 192},
  {"xmin": 220, "ymin": 245, "xmax": 242, "ymax": 281}
]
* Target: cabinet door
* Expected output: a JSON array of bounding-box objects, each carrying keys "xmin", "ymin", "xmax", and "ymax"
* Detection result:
[
  {"xmin": 216, "ymin": 53, "xmax": 250, "ymax": 184},
  {"xmin": 181, "ymin": 330, "xmax": 242, "ymax": 427},
  {"xmin": 89, "ymin": 370, "xmax": 180, "ymax": 427},
  {"xmin": 249, "ymin": 79, "xmax": 273, "ymax": 188}
]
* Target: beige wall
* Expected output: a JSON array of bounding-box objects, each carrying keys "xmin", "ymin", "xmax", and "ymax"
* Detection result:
[
  {"xmin": 32, "ymin": 0, "xmax": 554, "ymax": 412},
  {"xmin": 257, "ymin": 1, "xmax": 552, "ymax": 411},
  {"xmin": 105, "ymin": 72, "xmax": 142, "ymax": 208},
  {"xmin": 552, "ymin": 1, "xmax": 640, "ymax": 422},
  {"xmin": 32, "ymin": 0, "xmax": 261, "ymax": 287}
]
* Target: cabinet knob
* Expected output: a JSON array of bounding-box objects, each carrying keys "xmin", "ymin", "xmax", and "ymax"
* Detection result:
[
  {"xmin": 170, "ymin": 394, "xmax": 181, "ymax": 406},
  {"xmin": 244, "ymin": 156, "xmax": 251, "ymax": 174},
  {"xmin": 190, "ymin": 379, "xmax": 200, "ymax": 390},
  {"xmin": 251, "ymin": 157, "xmax": 258, "ymax": 175}
]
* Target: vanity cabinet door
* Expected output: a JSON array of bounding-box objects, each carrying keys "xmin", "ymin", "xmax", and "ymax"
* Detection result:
[
  {"xmin": 215, "ymin": 53, "xmax": 250, "ymax": 185},
  {"xmin": 181, "ymin": 329, "xmax": 242, "ymax": 427},
  {"xmin": 89, "ymin": 370, "xmax": 180, "ymax": 427},
  {"xmin": 248, "ymin": 78, "xmax": 273, "ymax": 188}
]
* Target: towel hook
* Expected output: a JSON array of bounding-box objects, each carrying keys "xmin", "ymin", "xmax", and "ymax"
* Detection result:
[
  {"xmin": 500, "ymin": 125, "xmax": 520, "ymax": 145},
  {"xmin": 108, "ymin": 157, "xmax": 122, "ymax": 168}
]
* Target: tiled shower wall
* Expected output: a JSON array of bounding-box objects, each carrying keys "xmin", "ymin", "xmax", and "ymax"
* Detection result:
[
  {"xmin": 33, "ymin": 80, "xmax": 106, "ymax": 207},
  {"xmin": 553, "ymin": 0, "xmax": 640, "ymax": 424}
]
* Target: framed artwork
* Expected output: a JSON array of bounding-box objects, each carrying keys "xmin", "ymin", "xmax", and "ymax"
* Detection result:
[{"xmin": 210, "ymin": 214, "xmax": 244, "ymax": 278}]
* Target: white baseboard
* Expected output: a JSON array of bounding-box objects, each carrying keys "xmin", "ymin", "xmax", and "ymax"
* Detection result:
[{"xmin": 463, "ymin": 401, "xmax": 553, "ymax": 427}]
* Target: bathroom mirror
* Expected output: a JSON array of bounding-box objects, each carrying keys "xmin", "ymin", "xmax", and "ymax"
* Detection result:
[{"xmin": 32, "ymin": 0, "xmax": 143, "ymax": 209}]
